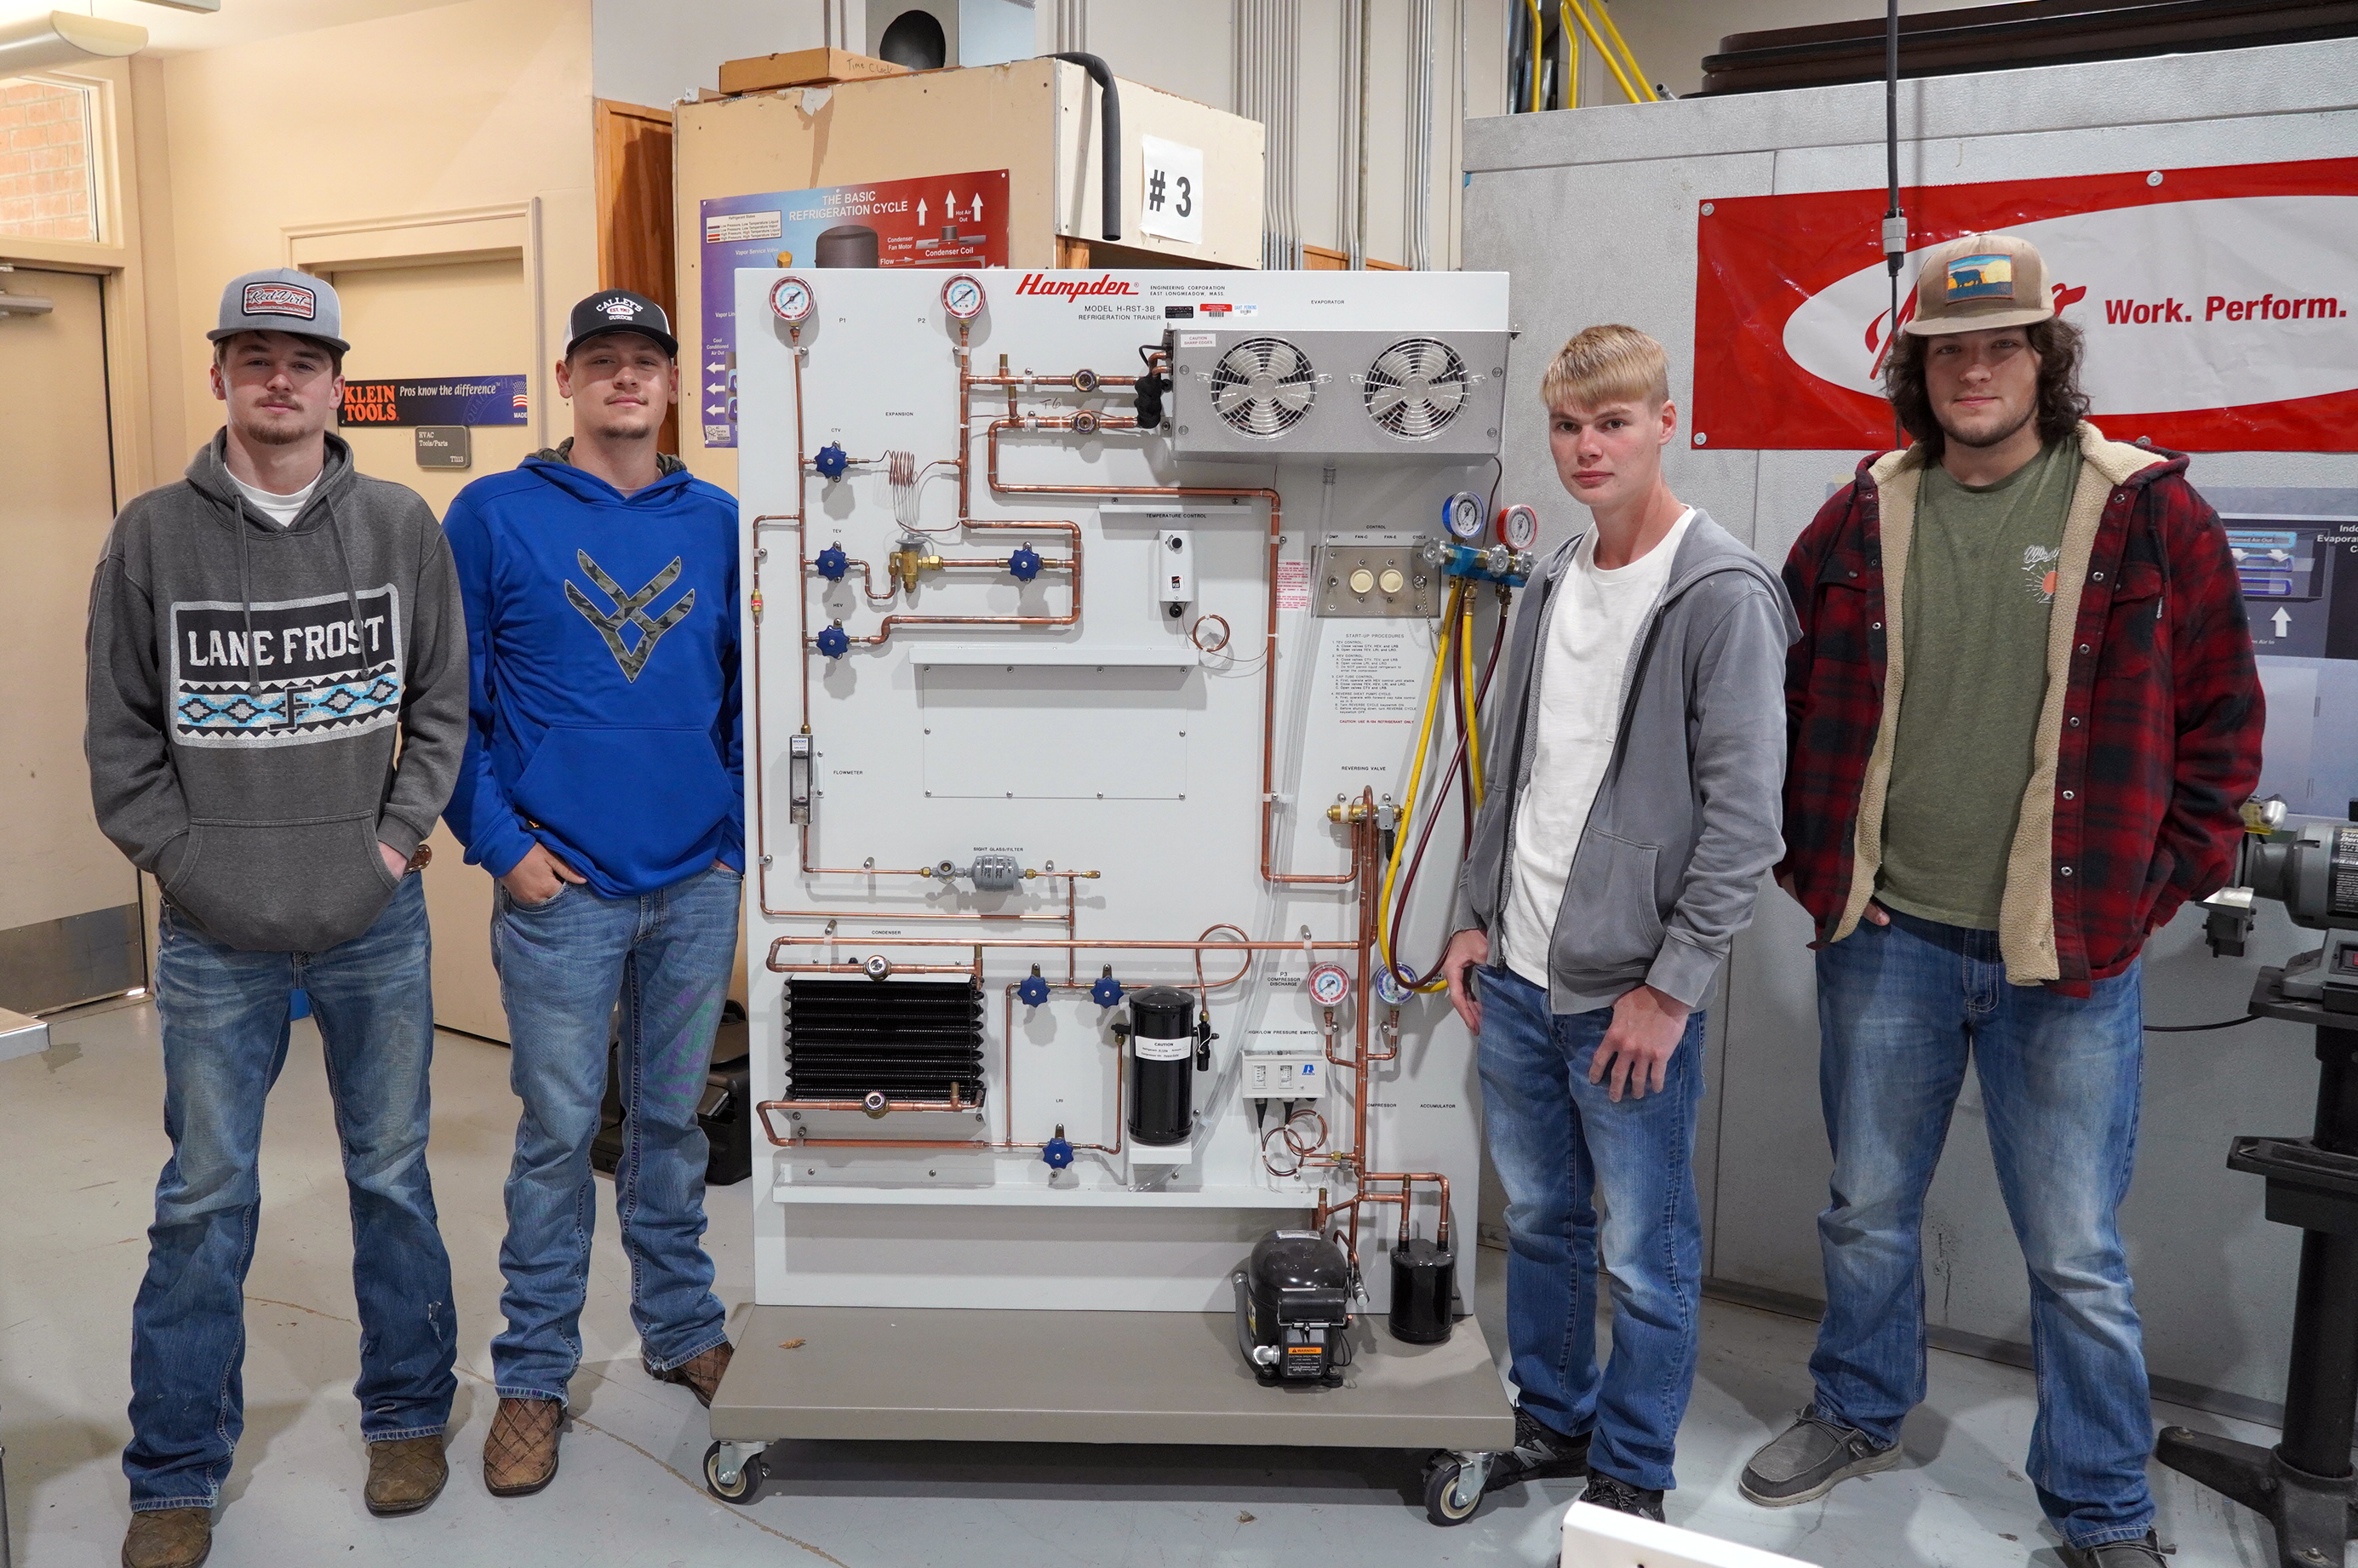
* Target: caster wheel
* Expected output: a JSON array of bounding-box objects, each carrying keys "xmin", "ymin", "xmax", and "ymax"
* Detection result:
[
  {"xmin": 703, "ymin": 1440, "xmax": 764, "ymax": 1505},
  {"xmin": 1423, "ymin": 1456, "xmax": 1480, "ymax": 1525}
]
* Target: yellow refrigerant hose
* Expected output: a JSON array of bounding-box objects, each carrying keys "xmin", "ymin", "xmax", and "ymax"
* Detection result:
[
  {"xmin": 1459, "ymin": 583, "xmax": 1485, "ymax": 808},
  {"xmin": 1376, "ymin": 582, "xmax": 1462, "ymax": 987}
]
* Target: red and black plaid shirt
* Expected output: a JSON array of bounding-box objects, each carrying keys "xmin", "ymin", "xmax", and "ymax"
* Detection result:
[{"xmin": 1777, "ymin": 444, "xmax": 2264, "ymax": 993}]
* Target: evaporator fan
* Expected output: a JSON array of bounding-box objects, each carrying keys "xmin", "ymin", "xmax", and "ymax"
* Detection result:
[
  {"xmin": 1361, "ymin": 337, "xmax": 1469, "ymax": 439},
  {"xmin": 1210, "ymin": 337, "xmax": 1318, "ymax": 438}
]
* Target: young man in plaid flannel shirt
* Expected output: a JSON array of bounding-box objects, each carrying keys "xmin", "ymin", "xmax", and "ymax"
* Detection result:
[{"xmin": 1739, "ymin": 232, "xmax": 2264, "ymax": 1568}]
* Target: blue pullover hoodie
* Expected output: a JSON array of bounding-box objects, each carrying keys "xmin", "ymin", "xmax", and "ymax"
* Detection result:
[{"xmin": 441, "ymin": 444, "xmax": 741, "ymax": 897}]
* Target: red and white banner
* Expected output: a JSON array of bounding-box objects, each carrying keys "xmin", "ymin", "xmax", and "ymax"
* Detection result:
[{"xmin": 1691, "ymin": 158, "xmax": 2358, "ymax": 453}]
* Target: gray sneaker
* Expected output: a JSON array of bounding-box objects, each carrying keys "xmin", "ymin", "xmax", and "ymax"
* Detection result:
[
  {"xmin": 2059, "ymin": 1531, "xmax": 2166, "ymax": 1568},
  {"xmin": 1737, "ymin": 1411, "xmax": 1899, "ymax": 1506}
]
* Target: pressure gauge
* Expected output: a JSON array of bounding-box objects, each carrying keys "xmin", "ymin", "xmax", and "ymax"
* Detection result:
[
  {"xmin": 1308, "ymin": 963, "xmax": 1353, "ymax": 1007},
  {"xmin": 1443, "ymin": 490, "xmax": 1487, "ymax": 541},
  {"xmin": 1374, "ymin": 968, "xmax": 1413, "ymax": 1006},
  {"xmin": 1497, "ymin": 503, "xmax": 1541, "ymax": 551},
  {"xmin": 941, "ymin": 273, "xmax": 986, "ymax": 322},
  {"xmin": 769, "ymin": 275, "xmax": 815, "ymax": 324}
]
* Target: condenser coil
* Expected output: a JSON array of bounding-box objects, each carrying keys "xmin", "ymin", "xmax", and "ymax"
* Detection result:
[{"xmin": 781, "ymin": 977, "xmax": 987, "ymax": 1107}]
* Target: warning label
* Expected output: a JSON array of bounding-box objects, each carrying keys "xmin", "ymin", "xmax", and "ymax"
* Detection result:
[{"xmin": 1277, "ymin": 560, "xmax": 1312, "ymax": 612}]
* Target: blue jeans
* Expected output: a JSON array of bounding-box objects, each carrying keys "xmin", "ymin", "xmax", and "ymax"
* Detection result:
[
  {"xmin": 1811, "ymin": 909, "xmax": 2151, "ymax": 1549},
  {"xmin": 489, "ymin": 865, "xmax": 737, "ymax": 1402},
  {"xmin": 127, "ymin": 874, "xmax": 455, "ymax": 1510},
  {"xmin": 1477, "ymin": 965, "xmax": 1706, "ymax": 1493}
]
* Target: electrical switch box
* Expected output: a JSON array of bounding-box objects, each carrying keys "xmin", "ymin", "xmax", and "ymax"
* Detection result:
[
  {"xmin": 1158, "ymin": 529, "xmax": 1193, "ymax": 619},
  {"xmin": 1313, "ymin": 532, "xmax": 1439, "ymax": 618},
  {"xmin": 1243, "ymin": 1050, "xmax": 1326, "ymax": 1101}
]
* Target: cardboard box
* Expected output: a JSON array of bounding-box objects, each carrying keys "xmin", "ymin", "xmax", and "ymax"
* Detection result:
[{"xmin": 719, "ymin": 49, "xmax": 909, "ymax": 95}]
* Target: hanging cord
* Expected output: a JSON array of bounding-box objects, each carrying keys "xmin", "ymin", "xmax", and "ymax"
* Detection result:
[
  {"xmin": 1882, "ymin": 0, "xmax": 1905, "ymax": 451},
  {"xmin": 2147, "ymin": 1015, "xmax": 2263, "ymax": 1033}
]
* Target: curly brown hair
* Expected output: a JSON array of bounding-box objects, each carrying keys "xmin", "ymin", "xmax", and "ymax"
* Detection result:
[{"xmin": 1884, "ymin": 316, "xmax": 2091, "ymax": 460}]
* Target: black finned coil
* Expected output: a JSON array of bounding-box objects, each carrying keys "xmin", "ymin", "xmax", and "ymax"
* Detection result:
[
  {"xmin": 1051, "ymin": 51, "xmax": 1121, "ymax": 242},
  {"xmin": 781, "ymin": 977, "xmax": 986, "ymax": 1106}
]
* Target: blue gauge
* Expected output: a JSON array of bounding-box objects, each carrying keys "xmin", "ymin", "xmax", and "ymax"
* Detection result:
[
  {"xmin": 1443, "ymin": 490, "xmax": 1486, "ymax": 541},
  {"xmin": 1375, "ymin": 968, "xmax": 1413, "ymax": 1006}
]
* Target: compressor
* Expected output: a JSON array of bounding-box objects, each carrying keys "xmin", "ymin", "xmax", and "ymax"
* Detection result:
[{"xmin": 1233, "ymin": 1230, "xmax": 1355, "ymax": 1387}]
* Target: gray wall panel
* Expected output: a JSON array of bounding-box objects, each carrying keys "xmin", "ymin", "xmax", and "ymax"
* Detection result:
[{"xmin": 1463, "ymin": 36, "xmax": 2358, "ymax": 1407}]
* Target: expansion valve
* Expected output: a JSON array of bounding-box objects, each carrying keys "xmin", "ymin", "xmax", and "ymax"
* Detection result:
[
  {"xmin": 814, "ymin": 545, "xmax": 849, "ymax": 581},
  {"xmin": 1016, "ymin": 970, "xmax": 1050, "ymax": 1008},
  {"xmin": 1008, "ymin": 545, "xmax": 1043, "ymax": 582},
  {"xmin": 1090, "ymin": 967, "xmax": 1124, "ymax": 1009},
  {"xmin": 814, "ymin": 442, "xmax": 850, "ymax": 479},
  {"xmin": 815, "ymin": 621, "xmax": 850, "ymax": 660}
]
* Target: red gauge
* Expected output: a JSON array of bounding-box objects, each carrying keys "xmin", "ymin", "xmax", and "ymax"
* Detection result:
[
  {"xmin": 1308, "ymin": 963, "xmax": 1352, "ymax": 1007},
  {"xmin": 1497, "ymin": 504, "xmax": 1540, "ymax": 551},
  {"xmin": 941, "ymin": 273, "xmax": 986, "ymax": 321},
  {"xmin": 769, "ymin": 275, "xmax": 816, "ymax": 323}
]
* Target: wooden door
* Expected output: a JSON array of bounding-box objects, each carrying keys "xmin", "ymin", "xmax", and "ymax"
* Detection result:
[{"xmin": 0, "ymin": 267, "xmax": 146, "ymax": 1014}]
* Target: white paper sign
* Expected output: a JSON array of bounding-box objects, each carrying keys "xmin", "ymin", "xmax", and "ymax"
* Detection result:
[{"xmin": 1139, "ymin": 134, "xmax": 1205, "ymax": 245}]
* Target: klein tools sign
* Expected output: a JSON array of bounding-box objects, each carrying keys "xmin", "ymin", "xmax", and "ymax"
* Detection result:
[
  {"xmin": 1691, "ymin": 157, "xmax": 2358, "ymax": 452},
  {"xmin": 341, "ymin": 375, "xmax": 529, "ymax": 428}
]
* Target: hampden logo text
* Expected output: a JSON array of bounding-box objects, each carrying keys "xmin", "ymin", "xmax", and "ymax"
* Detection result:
[{"xmin": 1015, "ymin": 272, "xmax": 1136, "ymax": 299}]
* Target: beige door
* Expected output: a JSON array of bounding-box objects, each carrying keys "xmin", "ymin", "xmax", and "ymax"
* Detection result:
[
  {"xmin": 332, "ymin": 255, "xmax": 539, "ymax": 1042},
  {"xmin": 0, "ymin": 267, "xmax": 145, "ymax": 1013}
]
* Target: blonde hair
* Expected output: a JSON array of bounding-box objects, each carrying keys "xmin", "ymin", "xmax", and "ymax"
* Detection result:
[{"xmin": 1541, "ymin": 323, "xmax": 1668, "ymax": 411}]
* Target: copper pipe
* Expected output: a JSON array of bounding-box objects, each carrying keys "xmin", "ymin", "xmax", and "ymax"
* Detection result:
[
  {"xmin": 767, "ymin": 934, "xmax": 1358, "ymax": 968},
  {"xmin": 770, "ymin": 961, "xmax": 983, "ymax": 976},
  {"xmin": 758, "ymin": 1095, "xmax": 974, "ymax": 1146},
  {"xmin": 1002, "ymin": 981, "xmax": 1124, "ymax": 1155},
  {"xmin": 966, "ymin": 373, "xmax": 1142, "ymax": 389},
  {"xmin": 831, "ymin": 519, "xmax": 1084, "ymax": 648},
  {"xmin": 791, "ymin": 1138, "xmax": 988, "ymax": 1149}
]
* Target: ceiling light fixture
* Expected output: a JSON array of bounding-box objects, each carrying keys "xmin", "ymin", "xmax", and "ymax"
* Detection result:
[{"xmin": 0, "ymin": 11, "xmax": 147, "ymax": 73}]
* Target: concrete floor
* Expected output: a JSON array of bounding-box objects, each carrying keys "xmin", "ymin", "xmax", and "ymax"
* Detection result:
[{"xmin": 0, "ymin": 998, "xmax": 2295, "ymax": 1567}]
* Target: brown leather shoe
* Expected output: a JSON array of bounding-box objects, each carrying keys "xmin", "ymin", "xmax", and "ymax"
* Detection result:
[
  {"xmin": 648, "ymin": 1341, "xmax": 733, "ymax": 1408},
  {"xmin": 483, "ymin": 1397, "xmax": 564, "ymax": 1497},
  {"xmin": 122, "ymin": 1508, "xmax": 211, "ymax": 1568},
  {"xmin": 364, "ymin": 1434, "xmax": 449, "ymax": 1517}
]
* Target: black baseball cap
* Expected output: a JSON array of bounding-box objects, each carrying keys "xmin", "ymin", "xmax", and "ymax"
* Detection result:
[{"xmin": 564, "ymin": 289, "xmax": 678, "ymax": 358}]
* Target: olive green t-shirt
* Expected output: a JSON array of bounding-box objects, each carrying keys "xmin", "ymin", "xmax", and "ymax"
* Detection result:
[{"xmin": 1877, "ymin": 438, "xmax": 2079, "ymax": 930}]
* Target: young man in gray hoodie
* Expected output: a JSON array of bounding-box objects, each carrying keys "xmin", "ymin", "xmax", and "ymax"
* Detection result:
[
  {"xmin": 84, "ymin": 268, "xmax": 469, "ymax": 1568},
  {"xmin": 1434, "ymin": 326, "xmax": 1794, "ymax": 1525}
]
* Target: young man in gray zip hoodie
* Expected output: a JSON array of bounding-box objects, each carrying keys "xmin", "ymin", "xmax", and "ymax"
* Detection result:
[
  {"xmin": 84, "ymin": 269, "xmax": 468, "ymax": 1568},
  {"xmin": 1435, "ymin": 326, "xmax": 1794, "ymax": 1524}
]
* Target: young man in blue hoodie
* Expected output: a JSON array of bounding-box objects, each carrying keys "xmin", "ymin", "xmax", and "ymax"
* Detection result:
[{"xmin": 441, "ymin": 290, "xmax": 743, "ymax": 1499}]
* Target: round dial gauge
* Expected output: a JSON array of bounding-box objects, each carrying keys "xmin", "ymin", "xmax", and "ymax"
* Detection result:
[
  {"xmin": 1497, "ymin": 503, "xmax": 1541, "ymax": 551},
  {"xmin": 941, "ymin": 273, "xmax": 986, "ymax": 321},
  {"xmin": 1308, "ymin": 963, "xmax": 1353, "ymax": 1006},
  {"xmin": 1374, "ymin": 968, "xmax": 1413, "ymax": 1006},
  {"xmin": 1443, "ymin": 490, "xmax": 1486, "ymax": 541},
  {"xmin": 768, "ymin": 275, "xmax": 815, "ymax": 323}
]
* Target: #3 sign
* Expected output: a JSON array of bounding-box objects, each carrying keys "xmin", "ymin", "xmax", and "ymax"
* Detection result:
[
  {"xmin": 1691, "ymin": 157, "xmax": 2358, "ymax": 453},
  {"xmin": 1139, "ymin": 135, "xmax": 1204, "ymax": 247}
]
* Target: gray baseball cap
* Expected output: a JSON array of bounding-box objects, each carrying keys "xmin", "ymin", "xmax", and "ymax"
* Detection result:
[{"xmin": 208, "ymin": 267, "xmax": 351, "ymax": 354}]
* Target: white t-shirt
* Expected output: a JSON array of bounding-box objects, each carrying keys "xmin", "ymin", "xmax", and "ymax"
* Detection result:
[
  {"xmin": 1501, "ymin": 508, "xmax": 1694, "ymax": 987},
  {"xmin": 228, "ymin": 470, "xmax": 320, "ymax": 529}
]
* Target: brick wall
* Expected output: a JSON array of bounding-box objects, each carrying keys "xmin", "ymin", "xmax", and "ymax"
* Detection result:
[{"xmin": 0, "ymin": 80, "xmax": 96, "ymax": 242}]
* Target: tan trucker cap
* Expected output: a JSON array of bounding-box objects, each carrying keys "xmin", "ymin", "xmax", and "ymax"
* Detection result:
[{"xmin": 1903, "ymin": 232, "xmax": 2054, "ymax": 335}]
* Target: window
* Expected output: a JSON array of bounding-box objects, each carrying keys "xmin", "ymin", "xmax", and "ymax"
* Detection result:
[{"xmin": 0, "ymin": 77, "xmax": 100, "ymax": 243}]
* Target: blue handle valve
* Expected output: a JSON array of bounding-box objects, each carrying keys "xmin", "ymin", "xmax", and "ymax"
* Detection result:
[
  {"xmin": 814, "ymin": 443, "xmax": 850, "ymax": 480},
  {"xmin": 1008, "ymin": 545, "xmax": 1043, "ymax": 582},
  {"xmin": 815, "ymin": 545, "xmax": 849, "ymax": 581},
  {"xmin": 1090, "ymin": 974, "xmax": 1124, "ymax": 1008},
  {"xmin": 1016, "ymin": 973, "xmax": 1050, "ymax": 1008},
  {"xmin": 815, "ymin": 622, "xmax": 850, "ymax": 660},
  {"xmin": 1041, "ymin": 1136, "xmax": 1075, "ymax": 1170}
]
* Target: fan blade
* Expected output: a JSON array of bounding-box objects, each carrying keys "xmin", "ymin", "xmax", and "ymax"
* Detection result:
[
  {"xmin": 1366, "ymin": 384, "xmax": 1409, "ymax": 417},
  {"xmin": 1271, "ymin": 382, "xmax": 1314, "ymax": 413},
  {"xmin": 1263, "ymin": 340, "xmax": 1301, "ymax": 380}
]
